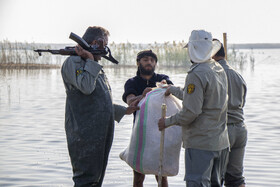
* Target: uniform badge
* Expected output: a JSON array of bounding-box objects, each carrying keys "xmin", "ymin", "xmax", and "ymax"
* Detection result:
[
  {"xmin": 187, "ymin": 84, "xmax": 195, "ymax": 94},
  {"xmin": 76, "ymin": 69, "xmax": 83, "ymax": 76}
]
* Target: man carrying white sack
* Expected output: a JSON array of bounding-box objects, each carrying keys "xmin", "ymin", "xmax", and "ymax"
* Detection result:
[
  {"xmin": 121, "ymin": 50, "xmax": 182, "ymax": 187},
  {"xmin": 158, "ymin": 30, "xmax": 230, "ymax": 187}
]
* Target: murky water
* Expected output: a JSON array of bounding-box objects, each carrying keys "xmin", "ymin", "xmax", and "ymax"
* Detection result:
[{"xmin": 1, "ymin": 49, "xmax": 280, "ymax": 186}]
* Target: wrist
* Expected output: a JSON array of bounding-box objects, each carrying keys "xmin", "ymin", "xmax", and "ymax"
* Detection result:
[{"xmin": 86, "ymin": 54, "xmax": 94, "ymax": 60}]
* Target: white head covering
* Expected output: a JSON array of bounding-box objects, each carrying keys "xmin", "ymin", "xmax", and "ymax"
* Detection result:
[{"xmin": 184, "ymin": 30, "xmax": 221, "ymax": 63}]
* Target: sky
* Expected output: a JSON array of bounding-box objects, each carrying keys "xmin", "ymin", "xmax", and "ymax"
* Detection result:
[{"xmin": 0, "ymin": 0, "xmax": 280, "ymax": 44}]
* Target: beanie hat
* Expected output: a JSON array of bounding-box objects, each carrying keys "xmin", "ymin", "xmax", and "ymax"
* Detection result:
[{"xmin": 136, "ymin": 50, "xmax": 158, "ymax": 62}]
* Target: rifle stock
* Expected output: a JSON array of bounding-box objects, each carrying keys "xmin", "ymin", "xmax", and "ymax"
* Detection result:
[{"xmin": 34, "ymin": 32, "xmax": 119, "ymax": 64}]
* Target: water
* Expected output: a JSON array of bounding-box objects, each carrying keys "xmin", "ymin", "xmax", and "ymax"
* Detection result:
[{"xmin": 0, "ymin": 49, "xmax": 280, "ymax": 186}]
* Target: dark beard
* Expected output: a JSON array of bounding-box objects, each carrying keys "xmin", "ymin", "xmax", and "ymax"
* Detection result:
[{"xmin": 138, "ymin": 63, "xmax": 155, "ymax": 75}]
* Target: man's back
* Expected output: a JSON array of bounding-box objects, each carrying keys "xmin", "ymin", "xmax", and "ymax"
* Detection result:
[
  {"xmin": 216, "ymin": 59, "xmax": 248, "ymax": 187},
  {"xmin": 181, "ymin": 60, "xmax": 229, "ymax": 151},
  {"xmin": 217, "ymin": 59, "xmax": 247, "ymax": 124}
]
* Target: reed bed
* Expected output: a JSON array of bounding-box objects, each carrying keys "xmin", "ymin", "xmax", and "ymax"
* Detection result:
[
  {"xmin": 0, "ymin": 40, "xmax": 61, "ymax": 69},
  {"xmin": 227, "ymin": 47, "xmax": 256, "ymax": 72},
  {"xmin": 100, "ymin": 41, "xmax": 191, "ymax": 67},
  {"xmin": 0, "ymin": 40, "xmax": 253, "ymax": 70}
]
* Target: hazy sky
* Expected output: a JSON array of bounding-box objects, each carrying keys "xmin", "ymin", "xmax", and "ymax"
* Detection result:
[{"xmin": 0, "ymin": 0, "xmax": 279, "ymax": 44}]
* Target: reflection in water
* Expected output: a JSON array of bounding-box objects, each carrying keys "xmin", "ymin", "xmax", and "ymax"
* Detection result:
[{"xmin": 0, "ymin": 49, "xmax": 280, "ymax": 186}]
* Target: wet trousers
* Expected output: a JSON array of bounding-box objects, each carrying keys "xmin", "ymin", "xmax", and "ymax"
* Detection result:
[
  {"xmin": 184, "ymin": 148, "xmax": 229, "ymax": 187},
  {"xmin": 66, "ymin": 119, "xmax": 114, "ymax": 187},
  {"xmin": 225, "ymin": 122, "xmax": 247, "ymax": 187}
]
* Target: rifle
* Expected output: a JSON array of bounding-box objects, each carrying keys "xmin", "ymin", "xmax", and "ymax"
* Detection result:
[{"xmin": 34, "ymin": 32, "xmax": 119, "ymax": 64}]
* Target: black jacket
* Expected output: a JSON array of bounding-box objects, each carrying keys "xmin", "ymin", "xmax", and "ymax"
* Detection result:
[{"xmin": 122, "ymin": 70, "xmax": 173, "ymax": 103}]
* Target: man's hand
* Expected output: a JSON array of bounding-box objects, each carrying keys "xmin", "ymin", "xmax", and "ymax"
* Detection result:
[
  {"xmin": 165, "ymin": 85, "xmax": 171, "ymax": 96},
  {"xmin": 142, "ymin": 87, "xmax": 152, "ymax": 97},
  {"xmin": 130, "ymin": 98, "xmax": 141, "ymax": 107},
  {"xmin": 75, "ymin": 45, "xmax": 94, "ymax": 60},
  {"xmin": 160, "ymin": 79, "xmax": 167, "ymax": 84},
  {"xmin": 126, "ymin": 94, "xmax": 143, "ymax": 106},
  {"xmin": 158, "ymin": 117, "xmax": 166, "ymax": 131},
  {"xmin": 125, "ymin": 106, "xmax": 140, "ymax": 115}
]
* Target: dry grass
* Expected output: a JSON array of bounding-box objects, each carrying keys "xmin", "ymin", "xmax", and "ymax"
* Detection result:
[
  {"xmin": 100, "ymin": 41, "xmax": 191, "ymax": 67},
  {"xmin": 0, "ymin": 40, "xmax": 62, "ymax": 69},
  {"xmin": 0, "ymin": 40, "xmax": 252, "ymax": 70}
]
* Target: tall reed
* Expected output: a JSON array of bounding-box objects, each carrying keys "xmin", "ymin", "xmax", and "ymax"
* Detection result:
[
  {"xmin": 0, "ymin": 40, "xmax": 252, "ymax": 70},
  {"xmin": 0, "ymin": 41, "xmax": 61, "ymax": 69},
  {"xmin": 100, "ymin": 40, "xmax": 191, "ymax": 67}
]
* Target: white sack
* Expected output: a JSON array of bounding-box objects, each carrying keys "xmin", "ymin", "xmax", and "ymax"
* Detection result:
[{"xmin": 120, "ymin": 88, "xmax": 182, "ymax": 176}]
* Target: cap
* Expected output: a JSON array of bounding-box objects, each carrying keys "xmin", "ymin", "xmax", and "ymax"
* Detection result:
[{"xmin": 136, "ymin": 50, "xmax": 158, "ymax": 62}]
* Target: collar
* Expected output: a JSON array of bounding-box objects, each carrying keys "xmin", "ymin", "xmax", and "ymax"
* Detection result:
[
  {"xmin": 187, "ymin": 60, "xmax": 215, "ymax": 73},
  {"xmin": 217, "ymin": 59, "xmax": 228, "ymax": 65},
  {"xmin": 188, "ymin": 63, "xmax": 200, "ymax": 73},
  {"xmin": 217, "ymin": 59, "xmax": 231, "ymax": 70}
]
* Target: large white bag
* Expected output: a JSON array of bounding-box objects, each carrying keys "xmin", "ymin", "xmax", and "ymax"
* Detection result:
[{"xmin": 120, "ymin": 88, "xmax": 182, "ymax": 176}]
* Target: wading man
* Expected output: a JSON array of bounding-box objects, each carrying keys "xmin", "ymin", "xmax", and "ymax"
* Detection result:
[
  {"xmin": 122, "ymin": 50, "xmax": 173, "ymax": 187},
  {"xmin": 213, "ymin": 39, "xmax": 247, "ymax": 187},
  {"xmin": 61, "ymin": 26, "xmax": 138, "ymax": 187},
  {"xmin": 158, "ymin": 30, "xmax": 230, "ymax": 187}
]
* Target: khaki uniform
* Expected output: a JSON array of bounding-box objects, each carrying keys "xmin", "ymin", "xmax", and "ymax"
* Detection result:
[
  {"xmin": 165, "ymin": 60, "xmax": 230, "ymax": 151},
  {"xmin": 218, "ymin": 59, "xmax": 247, "ymax": 187},
  {"xmin": 165, "ymin": 60, "xmax": 230, "ymax": 186}
]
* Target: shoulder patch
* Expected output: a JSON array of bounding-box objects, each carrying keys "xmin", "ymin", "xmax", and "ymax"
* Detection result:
[
  {"xmin": 76, "ymin": 68, "xmax": 84, "ymax": 76},
  {"xmin": 187, "ymin": 84, "xmax": 195, "ymax": 94}
]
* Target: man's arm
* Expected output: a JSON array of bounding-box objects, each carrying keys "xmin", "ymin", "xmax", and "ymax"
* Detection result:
[
  {"xmin": 159, "ymin": 73, "xmax": 203, "ymax": 130},
  {"xmin": 61, "ymin": 46, "xmax": 102, "ymax": 95},
  {"xmin": 165, "ymin": 86, "xmax": 184, "ymax": 100},
  {"xmin": 61, "ymin": 57, "xmax": 102, "ymax": 95},
  {"xmin": 114, "ymin": 104, "xmax": 139, "ymax": 123},
  {"xmin": 162, "ymin": 75, "xmax": 173, "ymax": 85},
  {"xmin": 126, "ymin": 94, "xmax": 143, "ymax": 106},
  {"xmin": 126, "ymin": 87, "xmax": 152, "ymax": 106}
]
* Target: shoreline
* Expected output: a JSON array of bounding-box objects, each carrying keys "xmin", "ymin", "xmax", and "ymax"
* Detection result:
[
  {"xmin": 0, "ymin": 63, "xmax": 61, "ymax": 69},
  {"xmin": 0, "ymin": 64, "xmax": 190, "ymax": 70}
]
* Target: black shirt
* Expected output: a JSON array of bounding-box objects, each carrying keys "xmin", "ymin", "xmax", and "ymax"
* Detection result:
[{"xmin": 122, "ymin": 70, "xmax": 173, "ymax": 103}]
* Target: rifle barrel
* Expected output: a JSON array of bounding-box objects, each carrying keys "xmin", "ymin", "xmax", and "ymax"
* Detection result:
[
  {"xmin": 34, "ymin": 48, "xmax": 108, "ymax": 56},
  {"xmin": 34, "ymin": 49, "xmax": 75, "ymax": 56},
  {"xmin": 33, "ymin": 31, "xmax": 119, "ymax": 64}
]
